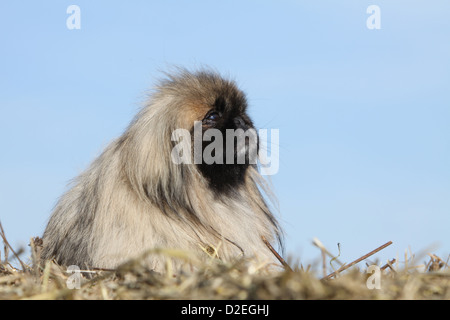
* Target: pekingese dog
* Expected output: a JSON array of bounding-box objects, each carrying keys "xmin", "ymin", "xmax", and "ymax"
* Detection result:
[{"xmin": 41, "ymin": 69, "xmax": 283, "ymax": 272}]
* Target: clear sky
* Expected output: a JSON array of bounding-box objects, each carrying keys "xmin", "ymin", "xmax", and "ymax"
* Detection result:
[{"xmin": 1, "ymin": 1, "xmax": 449, "ymax": 270}]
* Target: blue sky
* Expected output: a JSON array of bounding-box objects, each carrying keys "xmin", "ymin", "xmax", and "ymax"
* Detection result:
[{"xmin": 1, "ymin": 1, "xmax": 449, "ymax": 270}]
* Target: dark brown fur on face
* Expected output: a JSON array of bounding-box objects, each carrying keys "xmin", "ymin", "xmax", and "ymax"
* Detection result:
[{"xmin": 41, "ymin": 69, "xmax": 283, "ymax": 272}]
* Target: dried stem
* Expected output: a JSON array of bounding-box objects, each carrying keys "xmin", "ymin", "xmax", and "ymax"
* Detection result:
[
  {"xmin": 321, "ymin": 249, "xmax": 327, "ymax": 278},
  {"xmin": 381, "ymin": 258, "xmax": 397, "ymax": 273},
  {"xmin": 0, "ymin": 221, "xmax": 28, "ymax": 271},
  {"xmin": 322, "ymin": 241, "xmax": 393, "ymax": 280},
  {"xmin": 261, "ymin": 236, "xmax": 293, "ymax": 272}
]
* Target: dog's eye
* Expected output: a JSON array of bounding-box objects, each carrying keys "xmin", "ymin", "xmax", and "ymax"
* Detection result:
[{"xmin": 204, "ymin": 111, "xmax": 221, "ymax": 122}]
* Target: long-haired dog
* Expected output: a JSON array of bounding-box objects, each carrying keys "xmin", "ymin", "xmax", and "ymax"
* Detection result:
[{"xmin": 41, "ymin": 69, "xmax": 283, "ymax": 272}]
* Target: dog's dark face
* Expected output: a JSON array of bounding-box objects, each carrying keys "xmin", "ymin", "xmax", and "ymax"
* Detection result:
[
  {"xmin": 194, "ymin": 93, "xmax": 258, "ymax": 194},
  {"xmin": 161, "ymin": 70, "xmax": 259, "ymax": 195}
]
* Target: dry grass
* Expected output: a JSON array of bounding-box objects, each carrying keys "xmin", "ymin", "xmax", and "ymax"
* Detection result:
[{"xmin": 1, "ymin": 225, "xmax": 449, "ymax": 300}]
